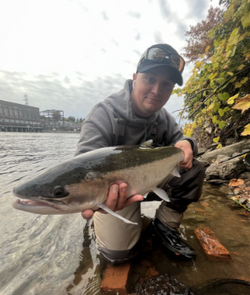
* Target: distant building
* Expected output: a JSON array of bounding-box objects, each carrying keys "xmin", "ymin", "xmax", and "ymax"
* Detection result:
[
  {"xmin": 0, "ymin": 99, "xmax": 42, "ymax": 132},
  {"xmin": 40, "ymin": 109, "xmax": 64, "ymax": 130}
]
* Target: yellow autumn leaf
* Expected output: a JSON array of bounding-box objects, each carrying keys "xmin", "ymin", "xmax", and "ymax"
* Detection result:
[
  {"xmin": 237, "ymin": 64, "xmax": 246, "ymax": 71},
  {"xmin": 205, "ymin": 45, "xmax": 211, "ymax": 53},
  {"xmin": 209, "ymin": 72, "xmax": 217, "ymax": 81},
  {"xmin": 192, "ymin": 122, "xmax": 197, "ymax": 129},
  {"xmin": 216, "ymin": 143, "xmax": 223, "ymax": 149},
  {"xmin": 232, "ymin": 94, "xmax": 250, "ymax": 114},
  {"xmin": 186, "ymin": 128, "xmax": 193, "ymax": 137},
  {"xmin": 240, "ymin": 77, "xmax": 248, "ymax": 84},
  {"xmin": 207, "ymin": 102, "xmax": 215, "ymax": 112},
  {"xmin": 227, "ymin": 93, "xmax": 239, "ymax": 105},
  {"xmin": 235, "ymin": 81, "xmax": 242, "ymax": 88},
  {"xmin": 241, "ymin": 124, "xmax": 250, "ymax": 136},
  {"xmin": 213, "ymin": 136, "xmax": 220, "ymax": 143},
  {"xmin": 241, "ymin": 12, "xmax": 250, "ymax": 29}
]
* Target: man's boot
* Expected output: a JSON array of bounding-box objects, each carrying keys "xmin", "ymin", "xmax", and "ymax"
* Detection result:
[{"xmin": 150, "ymin": 217, "xmax": 196, "ymax": 259}]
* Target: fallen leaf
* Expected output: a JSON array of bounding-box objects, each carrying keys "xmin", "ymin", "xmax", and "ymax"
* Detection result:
[
  {"xmin": 200, "ymin": 201, "xmax": 209, "ymax": 207},
  {"xmin": 229, "ymin": 179, "xmax": 245, "ymax": 187},
  {"xmin": 232, "ymin": 94, "xmax": 250, "ymax": 114}
]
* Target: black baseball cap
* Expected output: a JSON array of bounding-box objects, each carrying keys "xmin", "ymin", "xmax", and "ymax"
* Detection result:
[{"xmin": 136, "ymin": 44, "xmax": 185, "ymax": 86}]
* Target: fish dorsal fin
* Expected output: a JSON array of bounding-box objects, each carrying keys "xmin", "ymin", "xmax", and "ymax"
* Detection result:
[
  {"xmin": 98, "ymin": 203, "xmax": 138, "ymax": 225},
  {"xmin": 140, "ymin": 140, "xmax": 154, "ymax": 149},
  {"xmin": 144, "ymin": 188, "xmax": 170, "ymax": 202}
]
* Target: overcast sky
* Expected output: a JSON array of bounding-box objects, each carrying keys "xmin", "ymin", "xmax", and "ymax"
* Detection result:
[{"xmin": 0, "ymin": 0, "xmax": 220, "ymax": 122}]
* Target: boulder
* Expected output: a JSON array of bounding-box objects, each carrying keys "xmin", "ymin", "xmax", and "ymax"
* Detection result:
[
  {"xmin": 205, "ymin": 154, "xmax": 245, "ymax": 180},
  {"xmin": 197, "ymin": 139, "xmax": 250, "ymax": 164}
]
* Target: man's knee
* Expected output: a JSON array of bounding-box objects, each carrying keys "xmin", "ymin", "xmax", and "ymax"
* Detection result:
[
  {"xmin": 192, "ymin": 159, "xmax": 205, "ymax": 180},
  {"xmin": 98, "ymin": 243, "xmax": 139, "ymax": 264}
]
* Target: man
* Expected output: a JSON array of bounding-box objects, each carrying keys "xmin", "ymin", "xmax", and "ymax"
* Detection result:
[{"xmin": 75, "ymin": 44, "xmax": 205, "ymax": 264}]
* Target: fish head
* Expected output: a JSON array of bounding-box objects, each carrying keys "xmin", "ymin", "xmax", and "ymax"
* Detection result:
[{"xmin": 12, "ymin": 162, "xmax": 107, "ymax": 214}]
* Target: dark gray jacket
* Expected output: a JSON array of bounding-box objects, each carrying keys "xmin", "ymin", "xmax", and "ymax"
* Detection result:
[{"xmin": 75, "ymin": 79, "xmax": 197, "ymax": 156}]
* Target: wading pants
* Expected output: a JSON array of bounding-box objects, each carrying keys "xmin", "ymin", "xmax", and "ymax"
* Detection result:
[{"xmin": 93, "ymin": 159, "xmax": 205, "ymax": 264}]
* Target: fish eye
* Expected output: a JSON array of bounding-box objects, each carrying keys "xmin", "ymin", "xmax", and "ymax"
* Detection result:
[{"xmin": 53, "ymin": 186, "xmax": 68, "ymax": 198}]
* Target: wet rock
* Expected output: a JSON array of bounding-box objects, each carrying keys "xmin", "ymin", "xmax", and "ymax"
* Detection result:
[
  {"xmin": 225, "ymin": 138, "xmax": 236, "ymax": 145},
  {"xmin": 233, "ymin": 188, "xmax": 242, "ymax": 195},
  {"xmin": 238, "ymin": 197, "xmax": 248, "ymax": 204},
  {"xmin": 145, "ymin": 267, "xmax": 159, "ymax": 277},
  {"xmin": 197, "ymin": 147, "xmax": 207, "ymax": 156},
  {"xmin": 200, "ymin": 201, "xmax": 209, "ymax": 208},
  {"xmin": 206, "ymin": 179, "xmax": 229, "ymax": 185},
  {"xmin": 219, "ymin": 185, "xmax": 233, "ymax": 195},
  {"xmin": 101, "ymin": 263, "xmax": 131, "ymax": 295},
  {"xmin": 193, "ymin": 208, "xmax": 205, "ymax": 213},
  {"xmin": 194, "ymin": 228, "xmax": 231, "ymax": 260},
  {"xmin": 197, "ymin": 139, "xmax": 250, "ymax": 163},
  {"xmin": 198, "ymin": 140, "xmax": 250, "ymax": 182},
  {"xmin": 134, "ymin": 274, "xmax": 194, "ymax": 295},
  {"xmin": 205, "ymin": 155, "xmax": 245, "ymax": 180},
  {"xmin": 204, "ymin": 207, "xmax": 213, "ymax": 213},
  {"xmin": 239, "ymin": 172, "xmax": 250, "ymax": 180}
]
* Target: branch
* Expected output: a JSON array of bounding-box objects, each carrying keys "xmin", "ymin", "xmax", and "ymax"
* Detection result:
[
  {"xmin": 188, "ymin": 65, "xmax": 250, "ymax": 118},
  {"xmin": 173, "ymin": 88, "xmax": 213, "ymax": 124}
]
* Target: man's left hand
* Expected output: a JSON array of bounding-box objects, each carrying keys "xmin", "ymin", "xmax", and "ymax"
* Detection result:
[{"xmin": 175, "ymin": 140, "xmax": 193, "ymax": 170}]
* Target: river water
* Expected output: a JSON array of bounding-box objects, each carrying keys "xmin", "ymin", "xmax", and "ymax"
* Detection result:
[
  {"xmin": 1, "ymin": 132, "xmax": 250, "ymax": 295},
  {"xmin": 0, "ymin": 132, "xmax": 99, "ymax": 295}
]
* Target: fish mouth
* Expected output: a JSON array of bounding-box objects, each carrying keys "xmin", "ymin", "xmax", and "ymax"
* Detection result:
[{"xmin": 12, "ymin": 198, "xmax": 62, "ymax": 212}]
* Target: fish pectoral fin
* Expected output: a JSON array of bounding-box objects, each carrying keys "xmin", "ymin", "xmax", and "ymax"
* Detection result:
[
  {"xmin": 140, "ymin": 140, "xmax": 154, "ymax": 149},
  {"xmin": 146, "ymin": 188, "xmax": 170, "ymax": 202},
  {"xmin": 98, "ymin": 203, "xmax": 138, "ymax": 225},
  {"xmin": 171, "ymin": 166, "xmax": 181, "ymax": 178}
]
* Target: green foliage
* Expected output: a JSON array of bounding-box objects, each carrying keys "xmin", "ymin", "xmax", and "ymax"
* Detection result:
[
  {"xmin": 180, "ymin": 0, "xmax": 250, "ymax": 143},
  {"xmin": 68, "ymin": 116, "xmax": 76, "ymax": 122}
]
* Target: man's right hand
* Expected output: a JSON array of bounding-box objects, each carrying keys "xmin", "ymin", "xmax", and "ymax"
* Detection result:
[{"xmin": 81, "ymin": 183, "xmax": 144, "ymax": 220}]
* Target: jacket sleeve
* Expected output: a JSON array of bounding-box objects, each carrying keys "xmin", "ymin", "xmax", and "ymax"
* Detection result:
[{"xmin": 74, "ymin": 103, "xmax": 117, "ymax": 156}]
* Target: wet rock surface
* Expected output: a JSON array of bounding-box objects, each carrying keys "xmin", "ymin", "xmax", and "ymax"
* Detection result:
[
  {"xmin": 197, "ymin": 139, "xmax": 250, "ymax": 183},
  {"xmin": 134, "ymin": 274, "xmax": 195, "ymax": 295}
]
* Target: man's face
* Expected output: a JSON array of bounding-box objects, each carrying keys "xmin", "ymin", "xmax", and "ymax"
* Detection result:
[{"xmin": 131, "ymin": 67, "xmax": 175, "ymax": 117}]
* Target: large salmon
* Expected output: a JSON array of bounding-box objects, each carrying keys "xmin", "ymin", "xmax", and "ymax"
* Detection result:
[{"xmin": 12, "ymin": 141, "xmax": 183, "ymax": 224}]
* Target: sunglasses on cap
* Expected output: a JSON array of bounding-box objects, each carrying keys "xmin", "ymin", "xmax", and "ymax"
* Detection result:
[{"xmin": 137, "ymin": 44, "xmax": 185, "ymax": 73}]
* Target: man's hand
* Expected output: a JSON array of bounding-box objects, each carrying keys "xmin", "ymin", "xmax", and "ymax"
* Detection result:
[
  {"xmin": 175, "ymin": 140, "xmax": 193, "ymax": 170},
  {"xmin": 81, "ymin": 183, "xmax": 144, "ymax": 220}
]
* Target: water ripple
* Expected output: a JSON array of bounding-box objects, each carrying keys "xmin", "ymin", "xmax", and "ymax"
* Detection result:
[{"xmin": 0, "ymin": 132, "xmax": 98, "ymax": 295}]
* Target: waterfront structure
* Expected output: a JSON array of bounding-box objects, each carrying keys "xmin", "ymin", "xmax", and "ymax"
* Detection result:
[
  {"xmin": 40, "ymin": 109, "xmax": 64, "ymax": 130},
  {"xmin": 0, "ymin": 100, "xmax": 42, "ymax": 132}
]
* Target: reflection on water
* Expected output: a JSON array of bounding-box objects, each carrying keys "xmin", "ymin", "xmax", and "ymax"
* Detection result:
[{"xmin": 1, "ymin": 132, "xmax": 250, "ymax": 295}]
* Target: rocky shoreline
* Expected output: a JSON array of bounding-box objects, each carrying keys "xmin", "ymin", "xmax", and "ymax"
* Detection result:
[{"xmin": 197, "ymin": 138, "xmax": 250, "ymax": 212}]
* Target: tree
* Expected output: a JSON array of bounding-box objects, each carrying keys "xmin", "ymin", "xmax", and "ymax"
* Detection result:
[
  {"xmin": 183, "ymin": 6, "xmax": 224, "ymax": 63},
  {"xmin": 177, "ymin": 0, "xmax": 250, "ymax": 147},
  {"xmin": 68, "ymin": 116, "xmax": 76, "ymax": 122}
]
